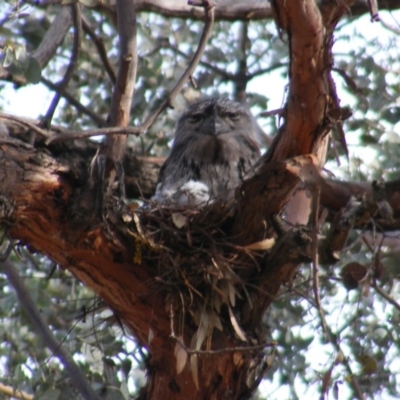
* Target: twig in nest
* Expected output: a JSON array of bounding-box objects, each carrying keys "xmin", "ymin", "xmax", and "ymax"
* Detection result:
[
  {"xmin": 170, "ymin": 334, "xmax": 276, "ymax": 355},
  {"xmin": 258, "ymin": 108, "xmax": 284, "ymax": 118},
  {"xmin": 310, "ymin": 186, "xmax": 330, "ymax": 340}
]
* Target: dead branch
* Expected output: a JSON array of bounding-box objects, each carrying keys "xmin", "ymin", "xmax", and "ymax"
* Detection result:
[{"xmin": 41, "ymin": 77, "xmax": 106, "ymax": 127}]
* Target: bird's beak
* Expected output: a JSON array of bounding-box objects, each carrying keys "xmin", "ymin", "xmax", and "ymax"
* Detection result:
[{"xmin": 214, "ymin": 117, "xmax": 230, "ymax": 135}]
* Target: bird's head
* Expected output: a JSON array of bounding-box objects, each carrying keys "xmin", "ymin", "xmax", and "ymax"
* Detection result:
[{"xmin": 174, "ymin": 97, "xmax": 257, "ymax": 143}]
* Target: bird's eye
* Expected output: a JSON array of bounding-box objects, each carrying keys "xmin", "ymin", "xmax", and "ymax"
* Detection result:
[
  {"xmin": 189, "ymin": 113, "xmax": 205, "ymax": 123},
  {"xmin": 226, "ymin": 112, "xmax": 240, "ymax": 120}
]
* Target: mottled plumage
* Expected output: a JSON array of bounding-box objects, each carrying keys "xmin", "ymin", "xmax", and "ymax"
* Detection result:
[{"xmin": 152, "ymin": 98, "xmax": 261, "ymax": 206}]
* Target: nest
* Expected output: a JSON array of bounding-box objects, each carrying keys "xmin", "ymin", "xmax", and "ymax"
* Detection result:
[{"xmin": 135, "ymin": 202, "xmax": 263, "ymax": 349}]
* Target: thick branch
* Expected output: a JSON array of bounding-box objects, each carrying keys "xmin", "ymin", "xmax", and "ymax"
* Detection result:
[
  {"xmin": 32, "ymin": 5, "xmax": 73, "ymax": 68},
  {"xmin": 4, "ymin": 118, "xmax": 400, "ymax": 225},
  {"xmin": 133, "ymin": 0, "xmax": 400, "ymax": 21},
  {"xmin": 267, "ymin": 0, "xmax": 330, "ymax": 161}
]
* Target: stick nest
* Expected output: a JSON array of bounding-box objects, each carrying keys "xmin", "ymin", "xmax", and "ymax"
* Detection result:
[{"xmin": 134, "ymin": 202, "xmax": 262, "ymax": 345}]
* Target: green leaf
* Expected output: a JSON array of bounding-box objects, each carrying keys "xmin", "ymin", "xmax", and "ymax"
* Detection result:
[
  {"xmin": 38, "ymin": 388, "xmax": 61, "ymax": 400},
  {"xmin": 14, "ymin": 43, "xmax": 27, "ymax": 62},
  {"xmin": 2, "ymin": 46, "xmax": 15, "ymax": 68}
]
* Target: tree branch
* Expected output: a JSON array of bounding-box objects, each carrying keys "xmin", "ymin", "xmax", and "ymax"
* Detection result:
[
  {"xmin": 41, "ymin": 3, "xmax": 82, "ymax": 127},
  {"xmin": 101, "ymin": 0, "xmax": 138, "ymax": 162},
  {"xmin": 0, "ymin": 259, "xmax": 101, "ymax": 400},
  {"xmin": 81, "ymin": 14, "xmax": 117, "ymax": 85},
  {"xmin": 41, "ymin": 77, "xmax": 106, "ymax": 127},
  {"xmin": 32, "ymin": 5, "xmax": 73, "ymax": 69}
]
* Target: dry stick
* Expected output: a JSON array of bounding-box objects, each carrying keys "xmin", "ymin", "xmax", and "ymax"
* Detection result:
[
  {"xmin": 41, "ymin": 3, "xmax": 82, "ymax": 128},
  {"xmin": 167, "ymin": 43, "xmax": 234, "ymax": 80},
  {"xmin": 0, "ymin": 260, "xmax": 101, "ymax": 400},
  {"xmin": 47, "ymin": 126, "xmax": 143, "ymax": 143},
  {"xmin": 0, "ymin": 111, "xmax": 127, "ymax": 142},
  {"xmin": 311, "ymin": 187, "xmax": 330, "ymax": 339},
  {"xmin": 32, "ymin": 6, "xmax": 73, "ymax": 69},
  {"xmin": 309, "ymin": 188, "xmax": 365, "ymax": 400},
  {"xmin": 169, "ymin": 304, "xmax": 275, "ymax": 356},
  {"xmin": 0, "ymin": 112, "xmax": 51, "ymax": 138},
  {"xmin": 246, "ymin": 62, "xmax": 287, "ymax": 80},
  {"xmin": 48, "ymin": 1, "xmax": 215, "ymax": 145},
  {"xmin": 81, "ymin": 14, "xmax": 117, "ymax": 85},
  {"xmin": 318, "ymin": 320, "xmax": 365, "ymax": 400},
  {"xmin": 41, "ymin": 77, "xmax": 106, "ymax": 127},
  {"xmin": 259, "ymin": 108, "xmax": 284, "ymax": 118},
  {"xmin": 171, "ymin": 335, "xmax": 276, "ymax": 355},
  {"xmin": 234, "ymin": 20, "xmax": 248, "ymax": 100},
  {"xmin": 372, "ymin": 280, "xmax": 400, "ymax": 311}
]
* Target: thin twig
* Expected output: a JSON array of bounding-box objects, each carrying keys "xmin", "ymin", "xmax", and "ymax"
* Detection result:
[
  {"xmin": 41, "ymin": 77, "xmax": 106, "ymax": 127},
  {"xmin": 41, "ymin": 3, "xmax": 82, "ymax": 128},
  {"xmin": 81, "ymin": 14, "xmax": 117, "ymax": 84},
  {"xmin": 46, "ymin": 125, "xmax": 142, "ymax": 144},
  {"xmin": 0, "ymin": 1, "xmax": 28, "ymax": 28},
  {"xmin": 0, "ymin": 112, "xmax": 51, "ymax": 138},
  {"xmin": 0, "ymin": 260, "xmax": 101, "ymax": 400},
  {"xmin": 311, "ymin": 187, "xmax": 330, "ymax": 339},
  {"xmin": 97, "ymin": 0, "xmax": 138, "ymax": 173},
  {"xmin": 372, "ymin": 280, "xmax": 400, "ymax": 311},
  {"xmin": 246, "ymin": 62, "xmax": 287, "ymax": 80},
  {"xmin": 167, "ymin": 44, "xmax": 234, "ymax": 80},
  {"xmin": 259, "ymin": 108, "xmax": 284, "ymax": 118},
  {"xmin": 170, "ymin": 334, "xmax": 276, "ymax": 356}
]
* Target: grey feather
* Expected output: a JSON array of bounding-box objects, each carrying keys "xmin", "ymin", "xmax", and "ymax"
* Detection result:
[{"xmin": 152, "ymin": 97, "xmax": 261, "ymax": 206}]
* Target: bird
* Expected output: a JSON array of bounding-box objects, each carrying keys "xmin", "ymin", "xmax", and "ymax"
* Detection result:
[{"xmin": 152, "ymin": 97, "xmax": 261, "ymax": 206}]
